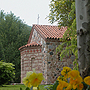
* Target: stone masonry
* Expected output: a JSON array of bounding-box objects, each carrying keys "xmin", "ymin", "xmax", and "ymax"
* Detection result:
[
  {"xmin": 19, "ymin": 24, "xmax": 74, "ymax": 84},
  {"xmin": 20, "ymin": 46, "xmax": 42, "ymax": 83}
]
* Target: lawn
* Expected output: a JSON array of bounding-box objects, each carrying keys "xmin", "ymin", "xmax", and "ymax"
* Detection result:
[{"xmin": 0, "ymin": 84, "xmax": 51, "ymax": 90}]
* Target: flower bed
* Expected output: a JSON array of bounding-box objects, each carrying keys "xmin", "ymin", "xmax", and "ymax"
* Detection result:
[{"xmin": 22, "ymin": 67, "xmax": 90, "ymax": 90}]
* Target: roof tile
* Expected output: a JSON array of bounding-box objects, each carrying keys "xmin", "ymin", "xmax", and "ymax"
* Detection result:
[
  {"xmin": 28, "ymin": 24, "xmax": 67, "ymax": 43},
  {"xmin": 19, "ymin": 24, "xmax": 67, "ymax": 50},
  {"xmin": 19, "ymin": 42, "xmax": 42, "ymax": 50}
]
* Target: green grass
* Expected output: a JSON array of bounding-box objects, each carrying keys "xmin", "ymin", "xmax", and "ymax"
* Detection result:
[
  {"xmin": 0, "ymin": 84, "xmax": 51, "ymax": 90},
  {"xmin": 0, "ymin": 85, "xmax": 26, "ymax": 90}
]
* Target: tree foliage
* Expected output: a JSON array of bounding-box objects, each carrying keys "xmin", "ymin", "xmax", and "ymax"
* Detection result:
[
  {"xmin": 48, "ymin": 0, "xmax": 78, "ymax": 69},
  {"xmin": 48, "ymin": 0, "xmax": 75, "ymax": 26},
  {"xmin": 0, "ymin": 10, "xmax": 32, "ymax": 82},
  {"xmin": 0, "ymin": 60, "xmax": 15, "ymax": 86}
]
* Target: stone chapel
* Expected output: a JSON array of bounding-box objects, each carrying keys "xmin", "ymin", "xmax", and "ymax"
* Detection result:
[{"xmin": 19, "ymin": 24, "xmax": 74, "ymax": 84}]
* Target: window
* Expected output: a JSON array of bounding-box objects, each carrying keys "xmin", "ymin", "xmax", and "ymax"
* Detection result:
[
  {"xmin": 58, "ymin": 53, "xmax": 61, "ymax": 61},
  {"xmin": 22, "ymin": 59, "xmax": 24, "ymax": 70},
  {"xmin": 31, "ymin": 57, "xmax": 35, "ymax": 70}
]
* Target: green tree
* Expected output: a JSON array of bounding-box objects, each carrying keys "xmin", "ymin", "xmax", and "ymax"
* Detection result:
[
  {"xmin": 0, "ymin": 10, "xmax": 32, "ymax": 82},
  {"xmin": 48, "ymin": 0, "xmax": 75, "ymax": 26},
  {"xmin": 0, "ymin": 41, "xmax": 5, "ymax": 60},
  {"xmin": 48, "ymin": 0, "xmax": 78, "ymax": 69},
  {"xmin": 0, "ymin": 60, "xmax": 15, "ymax": 86}
]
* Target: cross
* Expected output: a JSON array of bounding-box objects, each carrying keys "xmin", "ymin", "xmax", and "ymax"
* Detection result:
[{"xmin": 37, "ymin": 14, "xmax": 40, "ymax": 24}]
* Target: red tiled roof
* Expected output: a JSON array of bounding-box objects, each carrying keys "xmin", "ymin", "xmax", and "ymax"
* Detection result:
[
  {"xmin": 19, "ymin": 42, "xmax": 42, "ymax": 50},
  {"xmin": 28, "ymin": 24, "xmax": 67, "ymax": 43}
]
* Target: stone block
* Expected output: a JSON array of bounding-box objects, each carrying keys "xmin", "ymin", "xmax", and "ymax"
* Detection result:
[
  {"xmin": 46, "ymin": 42, "xmax": 50, "ymax": 45},
  {"xmin": 48, "ymin": 45, "xmax": 54, "ymax": 49},
  {"xmin": 49, "ymin": 51, "xmax": 53, "ymax": 55}
]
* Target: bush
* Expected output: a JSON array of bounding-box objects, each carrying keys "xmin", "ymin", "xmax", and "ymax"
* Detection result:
[{"xmin": 0, "ymin": 60, "xmax": 15, "ymax": 86}]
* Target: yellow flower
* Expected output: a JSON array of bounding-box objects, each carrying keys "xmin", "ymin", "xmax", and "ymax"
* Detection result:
[
  {"xmin": 63, "ymin": 67, "xmax": 71, "ymax": 72},
  {"xmin": 84, "ymin": 76, "xmax": 90, "ymax": 85},
  {"xmin": 62, "ymin": 81, "xmax": 68, "ymax": 88},
  {"xmin": 61, "ymin": 70, "xmax": 68, "ymax": 78},
  {"xmin": 29, "ymin": 72, "xmax": 44, "ymax": 87},
  {"xmin": 57, "ymin": 76, "xmax": 63, "ymax": 81},
  {"xmin": 57, "ymin": 83, "xmax": 62, "ymax": 90},
  {"xmin": 22, "ymin": 70, "xmax": 44, "ymax": 88},
  {"xmin": 57, "ymin": 80, "xmax": 68, "ymax": 90},
  {"xmin": 77, "ymin": 83, "xmax": 83, "ymax": 90},
  {"xmin": 57, "ymin": 76, "xmax": 67, "ymax": 82},
  {"xmin": 22, "ymin": 71, "xmax": 33, "ymax": 87},
  {"xmin": 68, "ymin": 70, "xmax": 80, "ymax": 79},
  {"xmin": 26, "ymin": 71, "xmax": 33, "ymax": 77},
  {"xmin": 70, "ymin": 76, "xmax": 83, "ymax": 84},
  {"xmin": 66, "ymin": 84, "xmax": 72, "ymax": 90},
  {"xmin": 61, "ymin": 70, "xmax": 66, "ymax": 76},
  {"xmin": 22, "ymin": 71, "xmax": 34, "ymax": 87},
  {"xmin": 22, "ymin": 77, "xmax": 32, "ymax": 88},
  {"xmin": 61, "ymin": 67, "xmax": 71, "ymax": 78},
  {"xmin": 33, "ymin": 87, "xmax": 38, "ymax": 90},
  {"xmin": 70, "ymin": 76, "xmax": 83, "ymax": 89}
]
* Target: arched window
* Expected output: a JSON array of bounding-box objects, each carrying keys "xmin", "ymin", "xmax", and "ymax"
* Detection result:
[{"xmin": 31, "ymin": 57, "xmax": 35, "ymax": 70}]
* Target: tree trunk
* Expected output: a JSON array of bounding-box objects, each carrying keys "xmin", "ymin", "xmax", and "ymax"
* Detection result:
[{"xmin": 75, "ymin": 0, "xmax": 90, "ymax": 79}]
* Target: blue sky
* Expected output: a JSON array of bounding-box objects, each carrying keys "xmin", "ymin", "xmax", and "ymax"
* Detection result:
[{"xmin": 0, "ymin": 0, "xmax": 56, "ymax": 26}]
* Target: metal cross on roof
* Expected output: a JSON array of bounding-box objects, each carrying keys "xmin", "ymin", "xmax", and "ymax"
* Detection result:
[{"xmin": 37, "ymin": 14, "xmax": 40, "ymax": 24}]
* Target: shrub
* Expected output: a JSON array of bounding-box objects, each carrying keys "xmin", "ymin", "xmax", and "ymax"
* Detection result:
[{"xmin": 0, "ymin": 60, "xmax": 15, "ymax": 86}]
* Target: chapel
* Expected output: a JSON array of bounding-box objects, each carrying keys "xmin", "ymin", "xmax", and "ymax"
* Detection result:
[{"xmin": 19, "ymin": 24, "xmax": 74, "ymax": 84}]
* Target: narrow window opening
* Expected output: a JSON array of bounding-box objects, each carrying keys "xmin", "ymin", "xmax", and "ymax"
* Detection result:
[
  {"xmin": 22, "ymin": 59, "xmax": 24, "ymax": 70},
  {"xmin": 58, "ymin": 53, "xmax": 61, "ymax": 61},
  {"xmin": 31, "ymin": 57, "xmax": 35, "ymax": 70}
]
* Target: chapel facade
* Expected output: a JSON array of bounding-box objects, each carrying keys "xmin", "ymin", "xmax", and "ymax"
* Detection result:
[{"xmin": 19, "ymin": 24, "xmax": 74, "ymax": 84}]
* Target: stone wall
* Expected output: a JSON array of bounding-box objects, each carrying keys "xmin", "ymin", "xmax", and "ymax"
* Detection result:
[
  {"xmin": 20, "ymin": 46, "xmax": 42, "ymax": 83},
  {"xmin": 43, "ymin": 39, "xmax": 74, "ymax": 84},
  {"xmin": 31, "ymin": 29, "xmax": 45, "ymax": 45},
  {"xmin": 21, "ymin": 29, "xmax": 74, "ymax": 84}
]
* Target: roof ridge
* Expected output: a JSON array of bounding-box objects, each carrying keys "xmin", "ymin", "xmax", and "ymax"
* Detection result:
[{"xmin": 33, "ymin": 24, "xmax": 58, "ymax": 27}]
